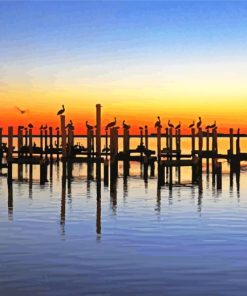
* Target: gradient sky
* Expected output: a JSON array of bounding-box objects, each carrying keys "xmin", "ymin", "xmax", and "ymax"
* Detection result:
[{"xmin": 0, "ymin": 1, "xmax": 247, "ymax": 133}]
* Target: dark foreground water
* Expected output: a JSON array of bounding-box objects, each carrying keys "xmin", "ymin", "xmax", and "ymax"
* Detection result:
[{"xmin": 0, "ymin": 162, "xmax": 247, "ymax": 296}]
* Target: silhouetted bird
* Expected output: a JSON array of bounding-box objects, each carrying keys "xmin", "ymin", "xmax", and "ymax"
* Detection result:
[
  {"xmin": 123, "ymin": 120, "xmax": 130, "ymax": 129},
  {"xmin": 105, "ymin": 117, "xmax": 117, "ymax": 130},
  {"xmin": 189, "ymin": 121, "xmax": 195, "ymax": 128},
  {"xmin": 86, "ymin": 121, "xmax": 93, "ymax": 129},
  {"xmin": 66, "ymin": 120, "xmax": 74, "ymax": 130},
  {"xmin": 197, "ymin": 117, "xmax": 202, "ymax": 129},
  {"xmin": 168, "ymin": 120, "xmax": 174, "ymax": 128},
  {"xmin": 16, "ymin": 106, "xmax": 28, "ymax": 114},
  {"xmin": 18, "ymin": 125, "xmax": 24, "ymax": 130},
  {"xmin": 155, "ymin": 116, "xmax": 161, "ymax": 128},
  {"xmin": 55, "ymin": 127, "xmax": 59, "ymax": 131},
  {"xmin": 210, "ymin": 121, "xmax": 216, "ymax": 129},
  {"xmin": 57, "ymin": 105, "xmax": 65, "ymax": 116},
  {"xmin": 43, "ymin": 124, "xmax": 48, "ymax": 130},
  {"xmin": 175, "ymin": 121, "xmax": 181, "ymax": 129},
  {"xmin": 28, "ymin": 123, "xmax": 33, "ymax": 129},
  {"xmin": 205, "ymin": 124, "xmax": 211, "ymax": 130},
  {"xmin": 40, "ymin": 125, "xmax": 44, "ymax": 130}
]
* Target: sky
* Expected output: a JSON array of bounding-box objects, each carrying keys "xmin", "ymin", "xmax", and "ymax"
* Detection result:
[{"xmin": 0, "ymin": 1, "xmax": 247, "ymax": 133}]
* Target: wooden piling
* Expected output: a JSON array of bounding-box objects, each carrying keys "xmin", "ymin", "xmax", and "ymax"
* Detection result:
[
  {"xmin": 96, "ymin": 104, "xmax": 101, "ymax": 159},
  {"xmin": 144, "ymin": 125, "xmax": 148, "ymax": 149},
  {"xmin": 123, "ymin": 127, "xmax": 129, "ymax": 155},
  {"xmin": 7, "ymin": 127, "xmax": 13, "ymax": 184},
  {"xmin": 169, "ymin": 128, "xmax": 173, "ymax": 159},
  {"xmin": 198, "ymin": 127, "xmax": 203, "ymax": 155},
  {"xmin": 29, "ymin": 128, "xmax": 33, "ymax": 157},
  {"xmin": 191, "ymin": 128, "xmax": 195, "ymax": 155},
  {"xmin": 60, "ymin": 115, "xmax": 67, "ymax": 159},
  {"xmin": 56, "ymin": 128, "xmax": 60, "ymax": 161},
  {"xmin": 236, "ymin": 129, "xmax": 240, "ymax": 154},
  {"xmin": 212, "ymin": 128, "xmax": 218, "ymax": 154},
  {"xmin": 229, "ymin": 128, "xmax": 233, "ymax": 155},
  {"xmin": 157, "ymin": 126, "xmax": 161, "ymax": 161},
  {"xmin": 49, "ymin": 127, "xmax": 53, "ymax": 160}
]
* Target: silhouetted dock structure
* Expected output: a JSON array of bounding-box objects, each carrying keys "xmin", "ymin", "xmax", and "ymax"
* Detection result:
[{"xmin": 0, "ymin": 104, "xmax": 246, "ymax": 190}]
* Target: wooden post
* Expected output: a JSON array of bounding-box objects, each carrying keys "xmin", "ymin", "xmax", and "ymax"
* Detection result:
[
  {"xmin": 29, "ymin": 128, "xmax": 33, "ymax": 158},
  {"xmin": 169, "ymin": 128, "xmax": 173, "ymax": 159},
  {"xmin": 49, "ymin": 127, "xmax": 53, "ymax": 161},
  {"xmin": 157, "ymin": 126, "xmax": 161, "ymax": 161},
  {"xmin": 198, "ymin": 127, "xmax": 203, "ymax": 155},
  {"xmin": 176, "ymin": 129, "xmax": 181, "ymax": 159},
  {"xmin": 44, "ymin": 128, "xmax": 48, "ymax": 158},
  {"xmin": 18, "ymin": 126, "xmax": 23, "ymax": 158},
  {"xmin": 139, "ymin": 127, "xmax": 143, "ymax": 146},
  {"xmin": 165, "ymin": 128, "xmax": 169, "ymax": 149},
  {"xmin": 56, "ymin": 129, "xmax": 60, "ymax": 161},
  {"xmin": 123, "ymin": 127, "xmax": 129, "ymax": 155},
  {"xmin": 87, "ymin": 128, "xmax": 92, "ymax": 156},
  {"xmin": 60, "ymin": 115, "xmax": 67, "ymax": 159},
  {"xmin": 144, "ymin": 125, "xmax": 148, "ymax": 150},
  {"xmin": 104, "ymin": 158, "xmax": 109, "ymax": 186},
  {"xmin": 229, "ymin": 128, "xmax": 233, "ymax": 155},
  {"xmin": 212, "ymin": 128, "xmax": 218, "ymax": 154},
  {"xmin": 236, "ymin": 129, "xmax": 240, "ymax": 154},
  {"xmin": 191, "ymin": 128, "xmax": 195, "ymax": 155},
  {"xmin": 96, "ymin": 104, "xmax": 101, "ymax": 159},
  {"xmin": 40, "ymin": 128, "xmax": 43, "ymax": 151},
  {"xmin": 7, "ymin": 127, "xmax": 13, "ymax": 184},
  {"xmin": 68, "ymin": 127, "xmax": 73, "ymax": 158},
  {"xmin": 216, "ymin": 162, "xmax": 222, "ymax": 190}
]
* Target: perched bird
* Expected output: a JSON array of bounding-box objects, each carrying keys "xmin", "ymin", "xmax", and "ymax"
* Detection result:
[
  {"xmin": 197, "ymin": 117, "xmax": 202, "ymax": 129},
  {"xmin": 205, "ymin": 124, "xmax": 211, "ymax": 130},
  {"xmin": 66, "ymin": 120, "xmax": 74, "ymax": 130},
  {"xmin": 39, "ymin": 125, "xmax": 44, "ymax": 130},
  {"xmin": 28, "ymin": 123, "xmax": 33, "ymax": 129},
  {"xmin": 123, "ymin": 120, "xmax": 130, "ymax": 129},
  {"xmin": 16, "ymin": 106, "xmax": 28, "ymax": 114},
  {"xmin": 86, "ymin": 121, "xmax": 93, "ymax": 130},
  {"xmin": 43, "ymin": 124, "xmax": 47, "ymax": 130},
  {"xmin": 155, "ymin": 116, "xmax": 161, "ymax": 128},
  {"xmin": 189, "ymin": 121, "xmax": 195, "ymax": 128},
  {"xmin": 57, "ymin": 105, "xmax": 65, "ymax": 116},
  {"xmin": 18, "ymin": 125, "xmax": 24, "ymax": 130},
  {"xmin": 175, "ymin": 121, "xmax": 181, "ymax": 130},
  {"xmin": 210, "ymin": 121, "xmax": 216, "ymax": 129},
  {"xmin": 105, "ymin": 117, "xmax": 117, "ymax": 130},
  {"xmin": 168, "ymin": 120, "xmax": 174, "ymax": 128},
  {"xmin": 55, "ymin": 127, "xmax": 59, "ymax": 131}
]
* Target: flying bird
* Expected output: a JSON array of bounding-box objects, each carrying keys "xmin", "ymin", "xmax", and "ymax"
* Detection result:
[
  {"xmin": 57, "ymin": 105, "xmax": 65, "ymax": 116},
  {"xmin": 105, "ymin": 117, "xmax": 117, "ymax": 130},
  {"xmin": 16, "ymin": 107, "xmax": 28, "ymax": 114}
]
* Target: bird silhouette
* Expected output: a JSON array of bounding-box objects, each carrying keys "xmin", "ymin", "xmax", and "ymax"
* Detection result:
[
  {"xmin": 28, "ymin": 123, "xmax": 33, "ymax": 129},
  {"xmin": 66, "ymin": 120, "xmax": 74, "ymax": 130},
  {"xmin": 123, "ymin": 120, "xmax": 130, "ymax": 129},
  {"xmin": 196, "ymin": 117, "xmax": 202, "ymax": 129},
  {"xmin": 210, "ymin": 121, "xmax": 216, "ymax": 129},
  {"xmin": 55, "ymin": 127, "xmax": 59, "ymax": 131},
  {"xmin": 86, "ymin": 121, "xmax": 93, "ymax": 129},
  {"xmin": 16, "ymin": 106, "xmax": 28, "ymax": 114},
  {"xmin": 154, "ymin": 116, "xmax": 161, "ymax": 128},
  {"xmin": 105, "ymin": 117, "xmax": 116, "ymax": 130},
  {"xmin": 189, "ymin": 120, "xmax": 195, "ymax": 128},
  {"xmin": 205, "ymin": 124, "xmax": 211, "ymax": 130},
  {"xmin": 57, "ymin": 105, "xmax": 65, "ymax": 116},
  {"xmin": 40, "ymin": 125, "xmax": 44, "ymax": 130},
  {"xmin": 168, "ymin": 120, "xmax": 174, "ymax": 128},
  {"xmin": 175, "ymin": 121, "xmax": 181, "ymax": 129}
]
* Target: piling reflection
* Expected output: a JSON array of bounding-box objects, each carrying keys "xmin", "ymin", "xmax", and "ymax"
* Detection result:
[{"xmin": 8, "ymin": 184, "xmax": 13, "ymax": 221}]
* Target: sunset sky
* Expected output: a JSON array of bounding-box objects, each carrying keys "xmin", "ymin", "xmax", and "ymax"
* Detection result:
[{"xmin": 0, "ymin": 1, "xmax": 247, "ymax": 133}]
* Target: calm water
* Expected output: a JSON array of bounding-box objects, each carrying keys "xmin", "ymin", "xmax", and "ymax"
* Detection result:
[{"xmin": 0, "ymin": 159, "xmax": 247, "ymax": 296}]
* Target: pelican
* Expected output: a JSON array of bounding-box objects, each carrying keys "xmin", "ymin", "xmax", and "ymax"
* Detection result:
[
  {"xmin": 16, "ymin": 106, "xmax": 28, "ymax": 114},
  {"xmin": 210, "ymin": 121, "xmax": 216, "ymax": 129},
  {"xmin": 205, "ymin": 124, "xmax": 211, "ymax": 130},
  {"xmin": 57, "ymin": 105, "xmax": 65, "ymax": 116},
  {"xmin": 28, "ymin": 123, "xmax": 33, "ymax": 129},
  {"xmin": 66, "ymin": 120, "xmax": 74, "ymax": 129},
  {"xmin": 43, "ymin": 124, "xmax": 47, "ymax": 130},
  {"xmin": 39, "ymin": 125, "xmax": 44, "ymax": 130},
  {"xmin": 55, "ymin": 127, "xmax": 59, "ymax": 131},
  {"xmin": 175, "ymin": 121, "xmax": 181, "ymax": 130},
  {"xmin": 168, "ymin": 120, "xmax": 174, "ymax": 128},
  {"xmin": 196, "ymin": 117, "xmax": 202, "ymax": 129},
  {"xmin": 86, "ymin": 121, "xmax": 93, "ymax": 130},
  {"xmin": 189, "ymin": 121, "xmax": 195, "ymax": 128},
  {"xmin": 123, "ymin": 120, "xmax": 130, "ymax": 129},
  {"xmin": 154, "ymin": 116, "xmax": 161, "ymax": 128},
  {"xmin": 105, "ymin": 117, "xmax": 116, "ymax": 130}
]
